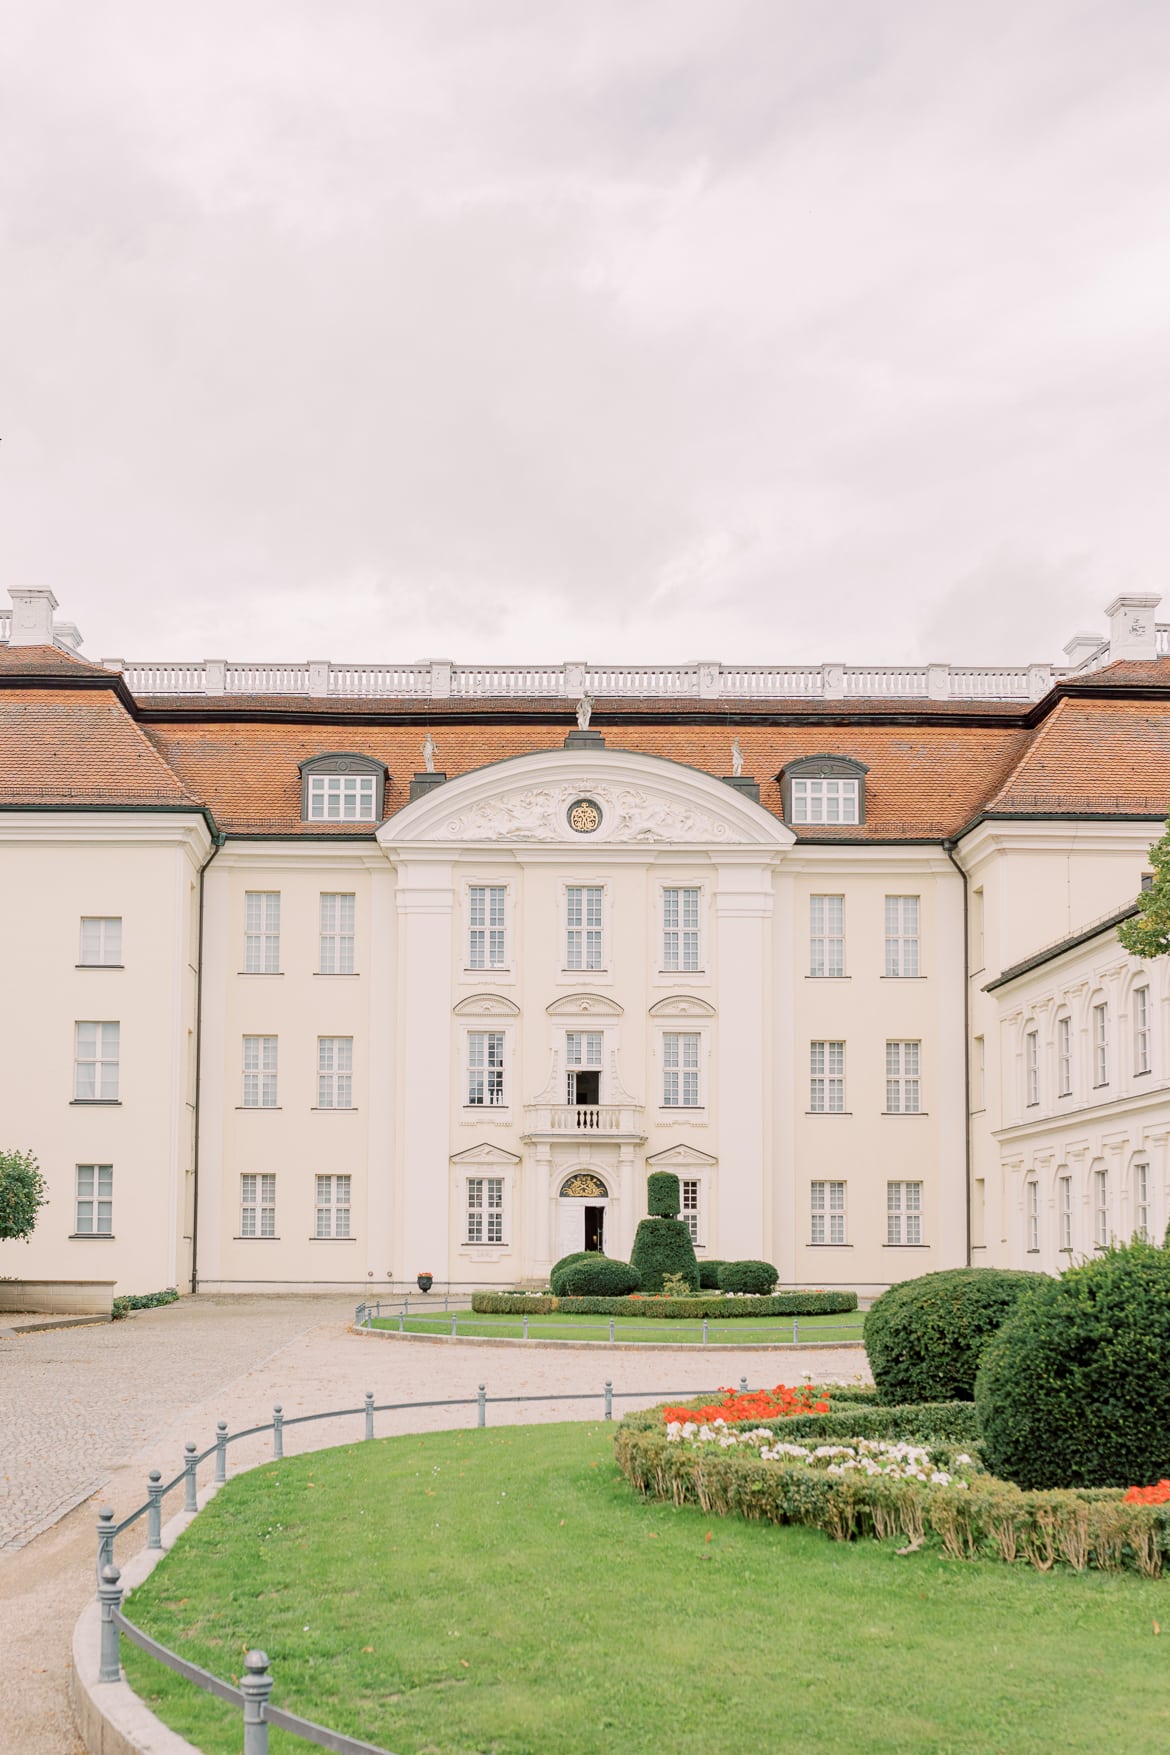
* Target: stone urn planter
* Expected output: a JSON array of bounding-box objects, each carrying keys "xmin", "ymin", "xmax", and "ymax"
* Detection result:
[{"xmin": 416, "ymin": 1272, "xmax": 434, "ymax": 1293}]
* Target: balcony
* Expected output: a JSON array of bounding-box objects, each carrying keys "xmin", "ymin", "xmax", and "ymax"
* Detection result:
[{"xmin": 522, "ymin": 1103, "xmax": 646, "ymax": 1143}]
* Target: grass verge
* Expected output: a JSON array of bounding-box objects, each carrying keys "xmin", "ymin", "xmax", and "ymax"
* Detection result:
[
  {"xmin": 120, "ymin": 1422, "xmax": 1168, "ymax": 1755},
  {"xmin": 370, "ymin": 1310, "xmax": 864, "ymax": 1343}
]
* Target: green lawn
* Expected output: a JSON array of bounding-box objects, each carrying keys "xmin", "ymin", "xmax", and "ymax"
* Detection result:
[
  {"xmin": 122, "ymin": 1422, "xmax": 1169, "ymax": 1755},
  {"xmin": 370, "ymin": 1309, "xmax": 864, "ymax": 1343}
]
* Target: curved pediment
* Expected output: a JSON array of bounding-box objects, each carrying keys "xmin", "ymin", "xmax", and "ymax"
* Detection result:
[
  {"xmin": 379, "ymin": 748, "xmax": 795, "ymax": 852},
  {"xmin": 648, "ymin": 994, "xmax": 717, "ymax": 1019},
  {"xmin": 452, "ymin": 993, "xmax": 522, "ymax": 1018},
  {"xmin": 546, "ymin": 993, "xmax": 625, "ymax": 1018}
]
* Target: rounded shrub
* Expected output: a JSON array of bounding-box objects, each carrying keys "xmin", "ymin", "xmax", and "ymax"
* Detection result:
[
  {"xmin": 646, "ymin": 1172, "xmax": 681, "ymax": 1217},
  {"xmin": 697, "ymin": 1259, "xmax": 725, "ymax": 1290},
  {"xmin": 717, "ymin": 1259, "xmax": 778, "ymax": 1296},
  {"xmin": 976, "ymin": 1240, "xmax": 1170, "ymax": 1489},
  {"xmin": 557, "ymin": 1256, "xmax": 641, "ymax": 1297},
  {"xmin": 864, "ymin": 1267, "xmax": 1047, "ymax": 1404},
  {"xmin": 549, "ymin": 1251, "xmax": 593, "ymax": 1296},
  {"xmin": 630, "ymin": 1217, "xmax": 699, "ymax": 1295}
]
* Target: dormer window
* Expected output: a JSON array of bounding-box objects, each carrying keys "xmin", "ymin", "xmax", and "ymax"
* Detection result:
[
  {"xmin": 299, "ymin": 754, "xmax": 387, "ymax": 823},
  {"xmin": 780, "ymin": 756, "xmax": 868, "ymax": 827}
]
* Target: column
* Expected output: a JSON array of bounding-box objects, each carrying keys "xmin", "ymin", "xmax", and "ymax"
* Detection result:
[
  {"xmin": 714, "ymin": 856, "xmax": 775, "ymax": 1261},
  {"xmin": 365, "ymin": 859, "xmax": 397, "ymax": 1285},
  {"xmin": 394, "ymin": 858, "xmax": 455, "ymax": 1277}
]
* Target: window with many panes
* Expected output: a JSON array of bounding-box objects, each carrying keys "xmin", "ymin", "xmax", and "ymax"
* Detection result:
[
  {"xmin": 244, "ymin": 892, "xmax": 281, "ymax": 973},
  {"xmin": 885, "ymin": 1041, "xmax": 921, "ymax": 1113},
  {"xmin": 1025, "ymin": 1030, "xmax": 1039, "ymax": 1107},
  {"xmin": 884, "ymin": 896, "xmax": 919, "ymax": 977},
  {"xmin": 811, "ymin": 1180, "xmax": 846, "ymax": 1243},
  {"xmin": 75, "ymin": 1164, "xmax": 112, "ymax": 1235},
  {"xmin": 1026, "ymin": 1180, "xmax": 1039, "ymax": 1251},
  {"xmin": 662, "ymin": 1033, "xmax": 700, "ymax": 1107},
  {"xmin": 1135, "ymin": 1162, "xmax": 1150, "ymax": 1241},
  {"xmin": 662, "ymin": 888, "xmax": 701, "ymax": 972},
  {"xmin": 74, "ymin": 1022, "xmax": 120, "ymax": 1100},
  {"xmin": 1093, "ymin": 1003, "xmax": 1109, "ymax": 1086},
  {"xmin": 887, "ymin": 1180, "xmax": 922, "ymax": 1245},
  {"xmin": 467, "ymin": 1032, "xmax": 505, "ymax": 1106},
  {"xmin": 566, "ymin": 886, "xmax": 603, "ymax": 969},
  {"xmin": 319, "ymin": 893, "xmax": 355, "ymax": 974},
  {"xmin": 315, "ymin": 1173, "xmax": 352, "ymax": 1238},
  {"xmin": 317, "ymin": 1037, "xmax": 354, "ymax": 1109},
  {"xmin": 466, "ymin": 1176, "xmax": 504, "ymax": 1244},
  {"xmin": 809, "ymin": 1041, "xmax": 845, "ymax": 1113},
  {"xmin": 242, "ymin": 1035, "xmax": 278, "ymax": 1107},
  {"xmin": 240, "ymin": 1173, "xmax": 276, "ymax": 1238},
  {"xmin": 469, "ymin": 886, "xmax": 507, "ymax": 969},
  {"xmin": 809, "ymin": 895, "xmax": 844, "ymax": 977},
  {"xmin": 681, "ymin": 1178, "xmax": 700, "ymax": 1244},
  {"xmin": 565, "ymin": 1031, "xmax": 602, "ymax": 1104},
  {"xmin": 791, "ymin": 778, "xmax": 859, "ymax": 824},
  {"xmin": 1059, "ymin": 1174, "xmax": 1073, "ymax": 1252},
  {"xmin": 1134, "ymin": 986, "xmax": 1151, "ymax": 1075},
  {"xmin": 306, "ymin": 772, "xmax": 377, "ymax": 821},
  {"xmin": 79, "ymin": 917, "xmax": 122, "ymax": 966},
  {"xmin": 1057, "ymin": 1016, "xmax": 1072, "ymax": 1096},
  {"xmin": 1094, "ymin": 1167, "xmax": 1109, "ymax": 1248}
]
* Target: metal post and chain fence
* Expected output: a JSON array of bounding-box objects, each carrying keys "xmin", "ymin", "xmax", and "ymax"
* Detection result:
[{"xmin": 354, "ymin": 1297, "xmax": 862, "ymax": 1347}]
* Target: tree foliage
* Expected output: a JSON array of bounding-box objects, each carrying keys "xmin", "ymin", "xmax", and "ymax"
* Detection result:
[
  {"xmin": 1118, "ymin": 819, "xmax": 1170, "ymax": 958},
  {"xmin": 0, "ymin": 1149, "xmax": 48, "ymax": 1242}
]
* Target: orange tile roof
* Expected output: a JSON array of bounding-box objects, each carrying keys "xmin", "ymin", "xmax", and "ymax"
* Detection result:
[
  {"xmin": 986, "ymin": 696, "xmax": 1170, "ymax": 816},
  {"xmin": 0, "ymin": 688, "xmax": 200, "ymax": 807}
]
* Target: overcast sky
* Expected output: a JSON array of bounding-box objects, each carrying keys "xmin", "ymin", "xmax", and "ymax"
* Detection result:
[{"xmin": 4, "ymin": 1, "xmax": 1169, "ymax": 668}]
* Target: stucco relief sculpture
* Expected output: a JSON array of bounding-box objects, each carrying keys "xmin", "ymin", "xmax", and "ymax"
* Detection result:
[{"xmin": 441, "ymin": 783, "xmax": 731, "ymax": 843}]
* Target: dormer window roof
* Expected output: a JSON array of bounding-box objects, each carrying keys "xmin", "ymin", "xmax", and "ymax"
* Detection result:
[
  {"xmin": 779, "ymin": 755, "xmax": 868, "ymax": 827},
  {"xmin": 299, "ymin": 753, "xmax": 388, "ymax": 823}
]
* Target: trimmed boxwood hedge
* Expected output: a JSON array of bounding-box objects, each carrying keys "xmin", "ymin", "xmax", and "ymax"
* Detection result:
[
  {"xmin": 630, "ymin": 1215, "xmax": 699, "ymax": 1294},
  {"xmin": 646, "ymin": 1171, "xmax": 681, "ymax": 1217},
  {"xmin": 864, "ymin": 1267, "xmax": 1048, "ymax": 1403},
  {"xmin": 717, "ymin": 1259, "xmax": 779, "ymax": 1295},
  {"xmin": 549, "ymin": 1252, "xmax": 594, "ymax": 1296},
  {"xmin": 975, "ymin": 1240, "xmax": 1170, "ymax": 1490},
  {"xmin": 557, "ymin": 1256, "xmax": 641, "ymax": 1297},
  {"xmin": 697, "ymin": 1259, "xmax": 725, "ymax": 1290},
  {"xmin": 470, "ymin": 1289, "xmax": 859, "ymax": 1318}
]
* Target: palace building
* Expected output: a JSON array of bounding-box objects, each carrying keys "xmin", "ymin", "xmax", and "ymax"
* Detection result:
[{"xmin": 2, "ymin": 585, "xmax": 1169, "ymax": 1297}]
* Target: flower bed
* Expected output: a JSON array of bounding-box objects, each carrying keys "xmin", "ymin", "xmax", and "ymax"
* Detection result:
[
  {"xmin": 662, "ymin": 1383, "xmax": 830, "ymax": 1423},
  {"xmin": 471, "ymin": 1290, "xmax": 857, "ymax": 1318},
  {"xmin": 666, "ymin": 1420, "xmax": 982, "ymax": 1488}
]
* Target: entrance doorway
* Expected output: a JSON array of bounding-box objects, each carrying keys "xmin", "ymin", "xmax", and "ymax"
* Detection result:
[
  {"xmin": 556, "ymin": 1171, "xmax": 610, "ymax": 1257},
  {"xmin": 584, "ymin": 1205, "xmax": 605, "ymax": 1253}
]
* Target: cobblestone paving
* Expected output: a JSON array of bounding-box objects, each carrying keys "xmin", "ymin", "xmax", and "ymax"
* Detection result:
[{"xmin": 0, "ymin": 1295, "xmax": 868, "ymax": 1755}]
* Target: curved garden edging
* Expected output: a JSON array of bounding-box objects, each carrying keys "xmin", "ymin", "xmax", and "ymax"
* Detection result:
[{"xmin": 350, "ymin": 1322, "xmax": 867, "ymax": 1354}]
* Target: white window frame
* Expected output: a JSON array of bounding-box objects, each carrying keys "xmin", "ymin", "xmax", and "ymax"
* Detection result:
[
  {"xmin": 565, "ymin": 885, "xmax": 604, "ymax": 971},
  {"xmin": 466, "ymin": 1176, "xmax": 505, "ymax": 1245},
  {"xmin": 242, "ymin": 1035, "xmax": 278, "ymax": 1108},
  {"xmin": 885, "ymin": 1041, "xmax": 921, "ymax": 1114},
  {"xmin": 317, "ymin": 1037, "xmax": 354, "ymax": 1109},
  {"xmin": 79, "ymin": 917, "xmax": 122, "ymax": 967},
  {"xmin": 1026, "ymin": 1179, "xmax": 1039, "ymax": 1252},
  {"xmin": 1134, "ymin": 985, "xmax": 1151, "ymax": 1075},
  {"xmin": 1094, "ymin": 1167, "xmax": 1109, "ymax": 1248},
  {"xmin": 887, "ymin": 1180, "xmax": 922, "ymax": 1246},
  {"xmin": 75, "ymin": 1163, "xmax": 113, "ymax": 1235},
  {"xmin": 1025, "ymin": 1029, "xmax": 1039, "ymax": 1107},
  {"xmin": 809, "ymin": 1040, "xmax": 845, "ymax": 1113},
  {"xmin": 74, "ymin": 1021, "xmax": 120, "ymax": 1100},
  {"xmin": 306, "ymin": 772, "xmax": 377, "ymax": 822},
  {"xmin": 467, "ymin": 1031, "xmax": 506, "ymax": 1108},
  {"xmin": 319, "ymin": 893, "xmax": 355, "ymax": 975},
  {"xmin": 791, "ymin": 778, "xmax": 859, "ymax": 825},
  {"xmin": 884, "ymin": 896, "xmax": 920, "ymax": 977},
  {"xmin": 1093, "ymin": 1002, "xmax": 1109, "ymax": 1087},
  {"xmin": 565, "ymin": 1030, "xmax": 603, "ymax": 1104},
  {"xmin": 240, "ymin": 1173, "xmax": 276, "ymax": 1238},
  {"xmin": 468, "ymin": 885, "xmax": 508, "ymax": 971},
  {"xmin": 662, "ymin": 1032, "xmax": 701, "ymax": 1108},
  {"xmin": 245, "ymin": 892, "xmax": 281, "ymax": 974},
  {"xmin": 809, "ymin": 895, "xmax": 845, "ymax": 978},
  {"xmin": 680, "ymin": 1177, "xmax": 701, "ymax": 1244},
  {"xmin": 1134, "ymin": 1161, "xmax": 1150, "ymax": 1242},
  {"xmin": 1057, "ymin": 1016, "xmax": 1072, "ymax": 1097},
  {"xmin": 811, "ymin": 1179, "xmax": 846, "ymax": 1244},
  {"xmin": 662, "ymin": 887, "xmax": 701, "ymax": 973},
  {"xmin": 1059, "ymin": 1174, "xmax": 1073, "ymax": 1253},
  {"xmin": 315, "ymin": 1173, "xmax": 352, "ymax": 1238}
]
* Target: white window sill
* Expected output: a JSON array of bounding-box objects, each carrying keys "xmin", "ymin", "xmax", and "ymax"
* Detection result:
[
  {"xmin": 880, "ymin": 975, "xmax": 927, "ymax": 981},
  {"xmin": 71, "ymin": 1098, "xmax": 122, "ymax": 1106},
  {"xmin": 69, "ymin": 1231, "xmax": 115, "ymax": 1239},
  {"xmin": 805, "ymin": 975, "xmax": 850, "ymax": 981},
  {"xmin": 805, "ymin": 1110, "xmax": 852, "ymax": 1117},
  {"xmin": 76, "ymin": 964, "xmax": 124, "ymax": 970},
  {"xmin": 311, "ymin": 1107, "xmax": 359, "ymax": 1113},
  {"xmin": 314, "ymin": 971, "xmax": 360, "ymax": 979},
  {"xmin": 883, "ymin": 1243, "xmax": 929, "ymax": 1249},
  {"xmin": 237, "ymin": 971, "xmax": 285, "ymax": 977},
  {"xmin": 236, "ymin": 1106, "xmax": 283, "ymax": 1112},
  {"xmin": 882, "ymin": 1111, "xmax": 929, "ymax": 1117},
  {"xmin": 309, "ymin": 1235, "xmax": 357, "ymax": 1242},
  {"xmin": 807, "ymin": 1242, "xmax": 853, "ymax": 1248},
  {"xmin": 233, "ymin": 1235, "xmax": 282, "ymax": 1241}
]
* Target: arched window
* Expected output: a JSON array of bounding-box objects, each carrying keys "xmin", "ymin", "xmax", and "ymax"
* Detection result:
[
  {"xmin": 299, "ymin": 753, "xmax": 388, "ymax": 823},
  {"xmin": 779, "ymin": 755, "xmax": 868, "ymax": 827}
]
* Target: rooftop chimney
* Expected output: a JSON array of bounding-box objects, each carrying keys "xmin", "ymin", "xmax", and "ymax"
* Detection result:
[
  {"xmin": 1105, "ymin": 594, "xmax": 1162, "ymax": 663},
  {"xmin": 1063, "ymin": 630, "xmax": 1105, "ymax": 668},
  {"xmin": 8, "ymin": 587, "xmax": 59, "ymax": 646}
]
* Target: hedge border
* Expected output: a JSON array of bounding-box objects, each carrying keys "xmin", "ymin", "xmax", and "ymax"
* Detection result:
[{"xmin": 471, "ymin": 1290, "xmax": 858, "ymax": 1318}]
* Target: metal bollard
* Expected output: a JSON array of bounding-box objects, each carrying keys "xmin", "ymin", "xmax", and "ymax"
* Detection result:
[
  {"xmin": 365, "ymin": 1391, "xmax": 375, "ymax": 1440},
  {"xmin": 96, "ymin": 1506, "xmax": 116, "ymax": 1577},
  {"xmin": 609, "ymin": 1318, "xmax": 615, "ymax": 1342},
  {"xmin": 98, "ymin": 1564, "xmax": 123, "ymax": 1683},
  {"xmin": 793, "ymin": 1318, "xmax": 799, "ymax": 1343},
  {"xmin": 272, "ymin": 1405, "xmax": 284, "ymax": 1459},
  {"xmin": 523, "ymin": 1313, "xmax": 529, "ymax": 1340},
  {"xmin": 604, "ymin": 1380, "xmax": 613, "ymax": 1420},
  {"xmin": 146, "ymin": 1471, "xmax": 163, "ymax": 1548},
  {"xmin": 444, "ymin": 1291, "xmax": 449, "ymax": 1312},
  {"xmin": 399, "ymin": 1310, "xmax": 405, "ymax": 1333},
  {"xmin": 183, "ymin": 1442, "xmax": 198, "ymax": 1512},
  {"xmin": 702, "ymin": 1317, "xmax": 709, "ymax": 1345},
  {"xmin": 450, "ymin": 1311, "xmax": 457, "ymax": 1338},
  {"xmin": 215, "ymin": 1421, "xmax": 228, "ymax": 1484},
  {"xmin": 404, "ymin": 1294, "xmax": 410, "ymax": 1316},
  {"xmin": 240, "ymin": 1649, "xmax": 274, "ymax": 1755},
  {"xmin": 477, "ymin": 1384, "xmax": 486, "ymax": 1428},
  {"xmin": 739, "ymin": 1376, "xmax": 748, "ymax": 1394}
]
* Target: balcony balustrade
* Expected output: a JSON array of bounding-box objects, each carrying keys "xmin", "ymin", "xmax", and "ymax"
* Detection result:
[{"xmin": 522, "ymin": 1102, "xmax": 646, "ymax": 1142}]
